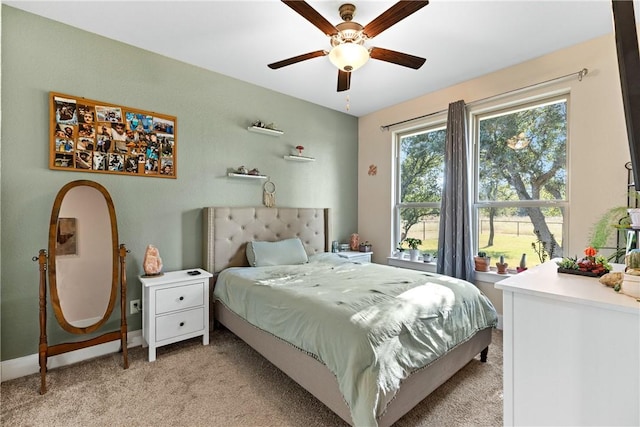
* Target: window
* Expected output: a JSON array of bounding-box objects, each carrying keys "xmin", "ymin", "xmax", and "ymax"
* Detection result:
[
  {"xmin": 394, "ymin": 124, "xmax": 446, "ymax": 254},
  {"xmin": 472, "ymin": 95, "xmax": 568, "ymax": 267}
]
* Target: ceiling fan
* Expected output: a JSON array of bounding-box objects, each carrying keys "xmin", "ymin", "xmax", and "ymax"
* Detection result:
[{"xmin": 268, "ymin": 1, "xmax": 429, "ymax": 92}]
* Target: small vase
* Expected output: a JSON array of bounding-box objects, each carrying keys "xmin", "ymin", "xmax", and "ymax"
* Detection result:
[
  {"xmin": 622, "ymin": 273, "xmax": 640, "ymax": 298},
  {"xmin": 629, "ymin": 209, "xmax": 640, "ymax": 228}
]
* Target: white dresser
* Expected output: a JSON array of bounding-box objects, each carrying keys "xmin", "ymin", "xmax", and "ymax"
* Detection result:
[
  {"xmin": 140, "ymin": 269, "xmax": 213, "ymax": 362},
  {"xmin": 495, "ymin": 261, "xmax": 639, "ymax": 426}
]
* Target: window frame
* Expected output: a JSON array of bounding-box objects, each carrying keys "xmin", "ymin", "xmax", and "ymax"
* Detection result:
[
  {"xmin": 469, "ymin": 92, "xmax": 571, "ymax": 259},
  {"xmin": 393, "ymin": 118, "xmax": 447, "ymax": 248}
]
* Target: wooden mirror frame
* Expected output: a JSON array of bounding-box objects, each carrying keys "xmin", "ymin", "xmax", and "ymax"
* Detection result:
[
  {"xmin": 36, "ymin": 180, "xmax": 129, "ymax": 394},
  {"xmin": 49, "ymin": 180, "xmax": 118, "ymax": 333}
]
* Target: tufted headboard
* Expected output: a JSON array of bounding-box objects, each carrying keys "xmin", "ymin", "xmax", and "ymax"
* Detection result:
[{"xmin": 203, "ymin": 207, "xmax": 330, "ymax": 273}]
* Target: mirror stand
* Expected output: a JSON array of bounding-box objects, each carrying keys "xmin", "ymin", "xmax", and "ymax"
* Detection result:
[
  {"xmin": 35, "ymin": 245, "xmax": 129, "ymax": 394},
  {"xmin": 35, "ymin": 179, "xmax": 130, "ymax": 395}
]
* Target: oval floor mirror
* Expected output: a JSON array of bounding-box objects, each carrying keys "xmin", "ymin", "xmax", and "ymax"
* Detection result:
[{"xmin": 34, "ymin": 180, "xmax": 129, "ymax": 394}]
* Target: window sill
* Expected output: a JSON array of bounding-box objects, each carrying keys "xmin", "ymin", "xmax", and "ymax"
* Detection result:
[
  {"xmin": 387, "ymin": 256, "xmax": 517, "ymax": 284},
  {"xmin": 475, "ymin": 269, "xmax": 513, "ymax": 284},
  {"xmin": 387, "ymin": 257, "xmax": 437, "ymax": 273}
]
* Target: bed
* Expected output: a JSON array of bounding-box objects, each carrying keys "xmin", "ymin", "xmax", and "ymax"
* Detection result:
[{"xmin": 203, "ymin": 207, "xmax": 497, "ymax": 427}]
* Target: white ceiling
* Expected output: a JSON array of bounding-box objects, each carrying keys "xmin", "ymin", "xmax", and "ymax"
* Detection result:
[{"xmin": 5, "ymin": 0, "xmax": 624, "ymax": 117}]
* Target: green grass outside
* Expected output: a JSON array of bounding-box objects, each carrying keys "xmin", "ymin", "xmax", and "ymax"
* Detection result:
[{"xmin": 404, "ymin": 217, "xmax": 565, "ymax": 267}]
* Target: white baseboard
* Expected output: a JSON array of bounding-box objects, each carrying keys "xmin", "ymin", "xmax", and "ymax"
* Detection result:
[{"xmin": 1, "ymin": 329, "xmax": 143, "ymax": 383}]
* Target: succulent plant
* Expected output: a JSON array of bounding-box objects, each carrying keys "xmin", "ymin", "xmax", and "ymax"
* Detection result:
[
  {"xmin": 625, "ymin": 250, "xmax": 640, "ymax": 275},
  {"xmin": 556, "ymin": 256, "xmax": 578, "ymax": 270},
  {"xmin": 519, "ymin": 253, "xmax": 527, "ymax": 269}
]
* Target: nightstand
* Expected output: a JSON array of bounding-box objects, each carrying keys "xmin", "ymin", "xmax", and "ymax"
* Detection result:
[
  {"xmin": 337, "ymin": 251, "xmax": 373, "ymax": 263},
  {"xmin": 140, "ymin": 268, "xmax": 213, "ymax": 362}
]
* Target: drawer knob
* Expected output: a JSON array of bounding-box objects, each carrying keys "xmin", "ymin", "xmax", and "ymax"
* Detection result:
[
  {"xmin": 179, "ymin": 296, "xmax": 184, "ymax": 301},
  {"xmin": 179, "ymin": 322, "xmax": 185, "ymax": 327}
]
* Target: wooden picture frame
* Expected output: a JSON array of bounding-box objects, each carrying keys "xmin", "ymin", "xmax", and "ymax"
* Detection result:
[{"xmin": 50, "ymin": 92, "xmax": 177, "ymax": 178}]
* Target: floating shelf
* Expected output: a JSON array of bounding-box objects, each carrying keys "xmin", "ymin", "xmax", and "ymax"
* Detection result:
[
  {"xmin": 247, "ymin": 126, "xmax": 283, "ymax": 136},
  {"xmin": 227, "ymin": 172, "xmax": 267, "ymax": 180},
  {"xmin": 284, "ymin": 155, "xmax": 315, "ymax": 162}
]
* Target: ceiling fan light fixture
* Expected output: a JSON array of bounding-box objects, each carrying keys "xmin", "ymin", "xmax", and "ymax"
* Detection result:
[{"xmin": 328, "ymin": 42, "xmax": 370, "ymax": 72}]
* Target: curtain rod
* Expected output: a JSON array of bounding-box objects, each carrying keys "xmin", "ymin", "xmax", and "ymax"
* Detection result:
[{"xmin": 380, "ymin": 67, "xmax": 589, "ymax": 131}]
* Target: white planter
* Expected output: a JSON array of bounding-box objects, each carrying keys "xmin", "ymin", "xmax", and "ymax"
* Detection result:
[
  {"xmin": 629, "ymin": 208, "xmax": 640, "ymax": 228},
  {"xmin": 409, "ymin": 249, "xmax": 420, "ymax": 262},
  {"xmin": 622, "ymin": 273, "xmax": 640, "ymax": 298}
]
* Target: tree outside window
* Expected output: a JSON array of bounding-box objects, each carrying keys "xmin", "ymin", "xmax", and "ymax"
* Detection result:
[
  {"xmin": 396, "ymin": 125, "xmax": 446, "ymax": 253},
  {"xmin": 474, "ymin": 96, "xmax": 568, "ymax": 266}
]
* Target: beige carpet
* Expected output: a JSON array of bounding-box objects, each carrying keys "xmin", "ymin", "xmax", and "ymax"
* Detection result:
[{"xmin": 1, "ymin": 328, "xmax": 503, "ymax": 426}]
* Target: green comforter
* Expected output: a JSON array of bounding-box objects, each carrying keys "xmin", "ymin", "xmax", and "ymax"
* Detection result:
[{"xmin": 214, "ymin": 253, "xmax": 497, "ymax": 426}]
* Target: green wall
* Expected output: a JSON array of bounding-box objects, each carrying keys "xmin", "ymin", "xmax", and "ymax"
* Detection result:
[{"xmin": 1, "ymin": 6, "xmax": 358, "ymax": 361}]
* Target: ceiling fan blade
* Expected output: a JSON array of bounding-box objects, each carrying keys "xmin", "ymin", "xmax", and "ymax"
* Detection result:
[
  {"xmin": 282, "ymin": 1, "xmax": 338, "ymax": 36},
  {"xmin": 363, "ymin": 1, "xmax": 429, "ymax": 39},
  {"xmin": 268, "ymin": 50, "xmax": 328, "ymax": 69},
  {"xmin": 370, "ymin": 47, "xmax": 426, "ymax": 69},
  {"xmin": 337, "ymin": 70, "xmax": 351, "ymax": 92}
]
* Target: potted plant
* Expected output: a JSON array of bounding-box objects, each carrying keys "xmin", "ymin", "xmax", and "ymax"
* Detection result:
[
  {"xmin": 496, "ymin": 255, "xmax": 508, "ymax": 274},
  {"xmin": 622, "ymin": 249, "xmax": 640, "ymax": 298},
  {"xmin": 422, "ymin": 252, "xmax": 433, "ymax": 263},
  {"xmin": 474, "ymin": 251, "xmax": 491, "ymax": 272},
  {"xmin": 395, "ymin": 242, "xmax": 405, "ymax": 259},
  {"xmin": 556, "ymin": 247, "xmax": 611, "ymax": 277},
  {"xmin": 404, "ymin": 238, "xmax": 422, "ymax": 262},
  {"xmin": 517, "ymin": 253, "xmax": 528, "ymax": 273},
  {"xmin": 588, "ymin": 190, "xmax": 640, "ymax": 262}
]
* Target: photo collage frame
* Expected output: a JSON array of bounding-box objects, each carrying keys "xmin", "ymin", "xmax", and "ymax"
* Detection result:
[{"xmin": 50, "ymin": 92, "xmax": 177, "ymax": 178}]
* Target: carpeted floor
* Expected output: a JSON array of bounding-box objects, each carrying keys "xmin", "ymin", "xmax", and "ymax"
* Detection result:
[{"xmin": 1, "ymin": 328, "xmax": 503, "ymax": 426}]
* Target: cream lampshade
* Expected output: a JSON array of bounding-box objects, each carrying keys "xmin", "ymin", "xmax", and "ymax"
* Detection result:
[{"xmin": 328, "ymin": 42, "xmax": 370, "ymax": 72}]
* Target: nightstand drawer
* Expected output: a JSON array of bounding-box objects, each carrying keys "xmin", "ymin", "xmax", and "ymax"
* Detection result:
[
  {"xmin": 155, "ymin": 307, "xmax": 204, "ymax": 342},
  {"xmin": 155, "ymin": 282, "xmax": 204, "ymax": 314}
]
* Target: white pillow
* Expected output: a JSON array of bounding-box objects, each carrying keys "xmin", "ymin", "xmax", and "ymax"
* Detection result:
[{"xmin": 246, "ymin": 238, "xmax": 309, "ymax": 267}]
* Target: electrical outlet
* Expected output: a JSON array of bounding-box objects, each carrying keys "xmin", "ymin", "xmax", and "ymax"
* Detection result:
[{"xmin": 130, "ymin": 299, "xmax": 141, "ymax": 314}]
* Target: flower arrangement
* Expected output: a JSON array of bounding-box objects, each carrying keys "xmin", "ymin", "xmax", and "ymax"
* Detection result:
[
  {"xmin": 584, "ymin": 246, "xmax": 597, "ymax": 259},
  {"xmin": 556, "ymin": 246, "xmax": 611, "ymax": 276},
  {"xmin": 296, "ymin": 145, "xmax": 304, "ymax": 155}
]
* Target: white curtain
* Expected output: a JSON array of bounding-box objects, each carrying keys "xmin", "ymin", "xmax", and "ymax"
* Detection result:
[{"xmin": 437, "ymin": 100, "xmax": 475, "ymax": 282}]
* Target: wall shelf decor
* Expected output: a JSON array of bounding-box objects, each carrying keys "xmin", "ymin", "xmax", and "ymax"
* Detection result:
[
  {"xmin": 284, "ymin": 155, "xmax": 315, "ymax": 162},
  {"xmin": 50, "ymin": 92, "xmax": 177, "ymax": 178},
  {"xmin": 247, "ymin": 126, "xmax": 283, "ymax": 137},
  {"xmin": 228, "ymin": 172, "xmax": 268, "ymax": 180}
]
